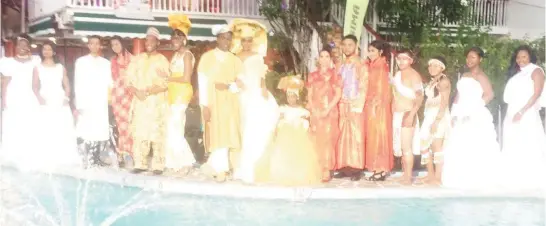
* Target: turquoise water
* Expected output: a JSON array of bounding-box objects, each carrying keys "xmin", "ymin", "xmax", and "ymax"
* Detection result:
[{"xmin": 1, "ymin": 167, "xmax": 544, "ymax": 226}]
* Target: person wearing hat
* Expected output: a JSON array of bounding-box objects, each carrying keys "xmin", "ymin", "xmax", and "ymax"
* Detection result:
[
  {"xmin": 126, "ymin": 27, "xmax": 170, "ymax": 175},
  {"xmin": 229, "ymin": 19, "xmax": 278, "ymax": 184},
  {"xmin": 164, "ymin": 14, "xmax": 196, "ymax": 174},
  {"xmin": 197, "ymin": 24, "xmax": 244, "ymax": 182},
  {"xmin": 254, "ymin": 76, "xmax": 322, "ymax": 186}
]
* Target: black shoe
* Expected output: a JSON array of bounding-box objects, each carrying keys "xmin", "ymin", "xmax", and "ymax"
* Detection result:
[
  {"xmin": 333, "ymin": 172, "xmax": 346, "ymax": 179},
  {"xmin": 131, "ymin": 168, "xmax": 146, "ymax": 174},
  {"xmin": 152, "ymin": 170, "xmax": 163, "ymax": 175},
  {"xmin": 350, "ymin": 173, "xmax": 362, "ymax": 181}
]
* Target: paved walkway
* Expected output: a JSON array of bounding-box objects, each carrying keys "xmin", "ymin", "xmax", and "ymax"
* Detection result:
[
  {"xmin": 154, "ymin": 167, "xmax": 434, "ymax": 189},
  {"xmin": 1, "ymin": 164, "xmax": 543, "ymax": 200}
]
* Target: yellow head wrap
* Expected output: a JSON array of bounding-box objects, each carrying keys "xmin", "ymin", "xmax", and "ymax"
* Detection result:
[
  {"xmin": 229, "ymin": 18, "xmax": 268, "ymax": 56},
  {"xmin": 168, "ymin": 14, "xmax": 192, "ymax": 36},
  {"xmin": 278, "ymin": 75, "xmax": 304, "ymax": 97}
]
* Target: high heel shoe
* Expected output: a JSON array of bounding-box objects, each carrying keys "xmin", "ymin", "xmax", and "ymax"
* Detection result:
[{"xmin": 367, "ymin": 171, "xmax": 387, "ymax": 181}]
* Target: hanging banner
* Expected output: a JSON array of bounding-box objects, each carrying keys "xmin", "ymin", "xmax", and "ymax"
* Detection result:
[{"xmin": 343, "ymin": 0, "xmax": 369, "ymax": 43}]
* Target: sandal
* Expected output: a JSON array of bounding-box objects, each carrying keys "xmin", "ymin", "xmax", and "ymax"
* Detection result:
[{"xmin": 367, "ymin": 171, "xmax": 387, "ymax": 181}]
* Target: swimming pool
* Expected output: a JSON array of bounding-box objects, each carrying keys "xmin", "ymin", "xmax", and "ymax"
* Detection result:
[{"xmin": 1, "ymin": 167, "xmax": 544, "ymax": 226}]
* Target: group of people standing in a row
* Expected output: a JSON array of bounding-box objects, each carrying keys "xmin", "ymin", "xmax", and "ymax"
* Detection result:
[
  {"xmin": 0, "ymin": 14, "xmax": 206, "ymax": 175},
  {"xmin": 1, "ymin": 14, "xmax": 545, "ymax": 189},
  {"xmin": 303, "ymin": 35, "xmax": 546, "ymax": 189}
]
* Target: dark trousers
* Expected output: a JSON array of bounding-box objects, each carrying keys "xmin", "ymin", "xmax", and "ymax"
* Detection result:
[
  {"xmin": 77, "ymin": 138, "xmax": 108, "ymax": 168},
  {"xmin": 185, "ymin": 104, "xmax": 205, "ymax": 163}
]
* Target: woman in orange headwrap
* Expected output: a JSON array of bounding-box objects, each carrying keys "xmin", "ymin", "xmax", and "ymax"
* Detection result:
[{"xmin": 164, "ymin": 14, "xmax": 196, "ymax": 174}]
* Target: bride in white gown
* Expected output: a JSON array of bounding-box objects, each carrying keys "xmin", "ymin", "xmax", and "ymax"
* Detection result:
[
  {"xmin": 31, "ymin": 42, "xmax": 80, "ymax": 170},
  {"xmin": 442, "ymin": 47, "xmax": 502, "ymax": 189},
  {"xmin": 230, "ymin": 19, "xmax": 279, "ymax": 183},
  {"xmin": 501, "ymin": 45, "xmax": 546, "ymax": 189},
  {"xmin": 0, "ymin": 35, "xmax": 41, "ymax": 169}
]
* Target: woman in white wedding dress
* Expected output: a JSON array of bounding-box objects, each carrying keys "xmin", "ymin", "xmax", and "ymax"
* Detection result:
[
  {"xmin": 31, "ymin": 41, "xmax": 80, "ymax": 169},
  {"xmin": 442, "ymin": 47, "xmax": 501, "ymax": 189},
  {"xmin": 502, "ymin": 45, "xmax": 546, "ymax": 189},
  {"xmin": 230, "ymin": 19, "xmax": 279, "ymax": 183},
  {"xmin": 0, "ymin": 34, "xmax": 41, "ymax": 169}
]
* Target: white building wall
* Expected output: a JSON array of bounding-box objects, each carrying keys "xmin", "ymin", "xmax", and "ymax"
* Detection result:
[
  {"xmin": 28, "ymin": 0, "xmax": 69, "ymax": 20},
  {"xmin": 505, "ymin": 0, "xmax": 545, "ymax": 39}
]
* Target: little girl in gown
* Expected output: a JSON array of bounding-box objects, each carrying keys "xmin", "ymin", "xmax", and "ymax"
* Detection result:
[{"xmin": 254, "ymin": 76, "xmax": 322, "ymax": 186}]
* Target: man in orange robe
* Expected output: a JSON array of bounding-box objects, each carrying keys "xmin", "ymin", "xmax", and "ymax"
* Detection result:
[{"xmin": 333, "ymin": 35, "xmax": 368, "ymax": 181}]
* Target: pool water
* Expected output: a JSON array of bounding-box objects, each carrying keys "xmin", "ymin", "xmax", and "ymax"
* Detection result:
[{"xmin": 1, "ymin": 167, "xmax": 544, "ymax": 226}]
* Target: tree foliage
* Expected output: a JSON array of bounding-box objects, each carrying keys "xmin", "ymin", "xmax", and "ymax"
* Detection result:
[
  {"xmin": 260, "ymin": 0, "xmax": 336, "ymax": 74},
  {"xmin": 376, "ymin": 0, "xmax": 468, "ymax": 44}
]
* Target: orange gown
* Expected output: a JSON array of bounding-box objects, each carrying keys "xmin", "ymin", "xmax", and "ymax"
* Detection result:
[
  {"xmin": 307, "ymin": 68, "xmax": 341, "ymax": 179},
  {"xmin": 364, "ymin": 57, "xmax": 394, "ymax": 172},
  {"xmin": 334, "ymin": 56, "xmax": 367, "ymax": 171}
]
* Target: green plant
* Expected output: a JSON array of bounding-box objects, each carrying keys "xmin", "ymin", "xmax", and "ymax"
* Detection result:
[{"xmin": 376, "ymin": 0, "xmax": 468, "ymax": 45}]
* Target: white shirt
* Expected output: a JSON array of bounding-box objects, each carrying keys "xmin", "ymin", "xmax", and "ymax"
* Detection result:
[
  {"xmin": 73, "ymin": 54, "xmax": 112, "ymax": 141},
  {"xmin": 0, "ymin": 57, "xmax": 40, "ymax": 109}
]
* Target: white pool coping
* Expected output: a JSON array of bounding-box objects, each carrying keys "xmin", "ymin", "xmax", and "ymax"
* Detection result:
[{"xmin": 4, "ymin": 165, "xmax": 544, "ymax": 201}]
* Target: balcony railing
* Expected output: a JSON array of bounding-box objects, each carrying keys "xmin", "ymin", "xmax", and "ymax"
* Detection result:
[
  {"xmin": 331, "ymin": 0, "xmax": 508, "ymax": 29},
  {"xmin": 66, "ymin": 0, "xmax": 262, "ymax": 17}
]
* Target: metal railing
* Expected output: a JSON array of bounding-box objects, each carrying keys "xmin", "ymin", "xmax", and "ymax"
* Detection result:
[
  {"xmin": 331, "ymin": 0, "xmax": 508, "ymax": 29},
  {"xmin": 67, "ymin": 0, "xmax": 262, "ymax": 17}
]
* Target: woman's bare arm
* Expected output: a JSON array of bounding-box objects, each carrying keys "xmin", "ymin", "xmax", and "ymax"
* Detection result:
[
  {"xmin": 476, "ymin": 74, "xmax": 495, "ymax": 104},
  {"xmin": 519, "ymin": 68, "xmax": 545, "ymax": 114},
  {"xmin": 436, "ymin": 78, "xmax": 452, "ymax": 121},
  {"xmin": 32, "ymin": 67, "xmax": 42, "ymax": 100},
  {"xmin": 62, "ymin": 66, "xmax": 71, "ymax": 98},
  {"xmin": 0, "ymin": 75, "xmax": 9, "ymax": 107}
]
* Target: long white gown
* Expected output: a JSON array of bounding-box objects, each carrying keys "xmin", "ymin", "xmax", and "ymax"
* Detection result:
[
  {"xmin": 234, "ymin": 54, "xmax": 279, "ymax": 183},
  {"xmin": 502, "ymin": 63, "xmax": 546, "ymax": 189},
  {"xmin": 34, "ymin": 64, "xmax": 81, "ymax": 169},
  {"xmin": 442, "ymin": 76, "xmax": 502, "ymax": 189},
  {"xmin": 0, "ymin": 57, "xmax": 41, "ymax": 169}
]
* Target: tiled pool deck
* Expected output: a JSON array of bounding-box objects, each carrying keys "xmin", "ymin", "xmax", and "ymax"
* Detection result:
[{"xmin": 4, "ymin": 165, "xmax": 542, "ymax": 200}]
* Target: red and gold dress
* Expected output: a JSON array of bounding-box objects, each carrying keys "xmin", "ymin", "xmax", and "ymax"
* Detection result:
[
  {"xmin": 364, "ymin": 57, "xmax": 394, "ymax": 172},
  {"xmin": 335, "ymin": 56, "xmax": 367, "ymax": 172},
  {"xmin": 110, "ymin": 51, "xmax": 134, "ymax": 155},
  {"xmin": 307, "ymin": 68, "xmax": 341, "ymax": 180}
]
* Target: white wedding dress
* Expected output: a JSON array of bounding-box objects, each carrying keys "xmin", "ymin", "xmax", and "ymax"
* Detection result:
[
  {"xmin": 32, "ymin": 64, "xmax": 81, "ymax": 170},
  {"xmin": 442, "ymin": 76, "xmax": 502, "ymax": 189},
  {"xmin": 234, "ymin": 55, "xmax": 279, "ymax": 183},
  {"xmin": 0, "ymin": 57, "xmax": 41, "ymax": 169},
  {"xmin": 501, "ymin": 63, "xmax": 546, "ymax": 189}
]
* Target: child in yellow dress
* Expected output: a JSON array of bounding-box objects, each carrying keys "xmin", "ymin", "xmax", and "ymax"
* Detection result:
[{"xmin": 254, "ymin": 76, "xmax": 322, "ymax": 186}]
